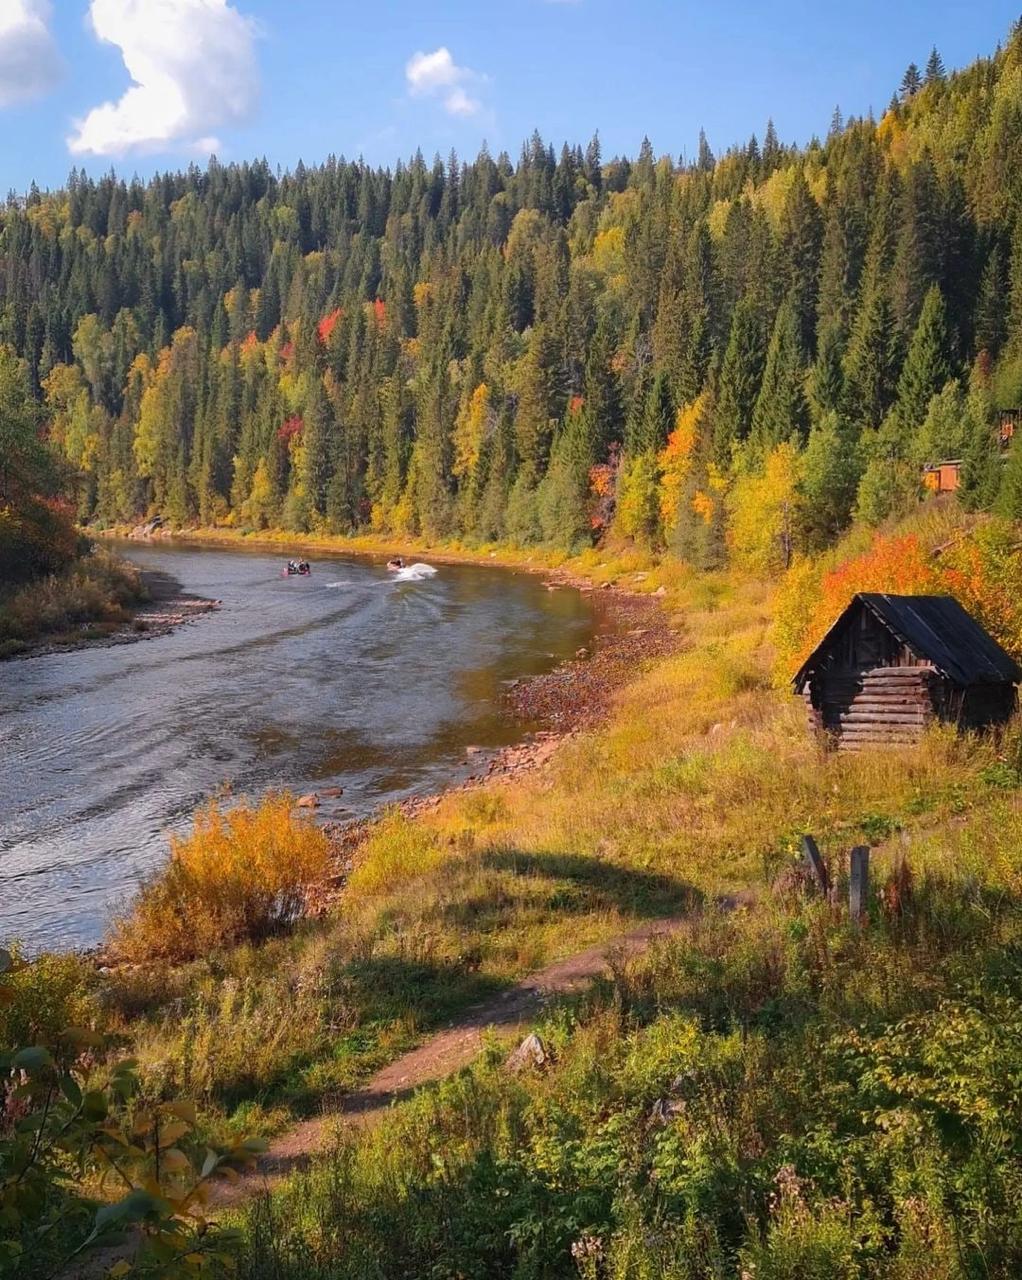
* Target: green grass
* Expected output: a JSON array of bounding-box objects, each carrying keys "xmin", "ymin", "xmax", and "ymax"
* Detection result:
[{"xmin": 232, "ymin": 793, "xmax": 1022, "ymax": 1279}]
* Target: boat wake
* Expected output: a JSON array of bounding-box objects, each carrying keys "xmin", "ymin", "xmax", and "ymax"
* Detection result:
[{"xmin": 393, "ymin": 562, "xmax": 438, "ymax": 582}]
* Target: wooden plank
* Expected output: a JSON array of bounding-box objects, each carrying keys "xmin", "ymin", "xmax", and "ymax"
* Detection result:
[
  {"xmin": 839, "ymin": 714, "xmax": 930, "ymax": 726},
  {"xmin": 801, "ymin": 834, "xmax": 830, "ymax": 896},
  {"xmin": 840, "ymin": 703, "xmax": 930, "ymax": 712},
  {"xmin": 849, "ymin": 846, "xmax": 870, "ymax": 924},
  {"xmin": 842, "ymin": 711, "xmax": 925, "ymax": 719}
]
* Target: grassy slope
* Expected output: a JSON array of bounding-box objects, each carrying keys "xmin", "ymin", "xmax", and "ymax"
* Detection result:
[
  {"xmin": 214, "ymin": 563, "xmax": 1022, "ymax": 1278},
  {"xmin": 97, "ymin": 549, "xmax": 1016, "ymax": 1157}
]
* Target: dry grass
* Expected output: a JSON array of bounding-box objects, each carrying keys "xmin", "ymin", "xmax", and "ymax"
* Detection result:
[
  {"xmin": 0, "ymin": 546, "xmax": 144, "ymax": 652},
  {"xmin": 354, "ymin": 572, "xmax": 1001, "ymax": 907},
  {"xmin": 112, "ymin": 794, "xmax": 332, "ymax": 963}
]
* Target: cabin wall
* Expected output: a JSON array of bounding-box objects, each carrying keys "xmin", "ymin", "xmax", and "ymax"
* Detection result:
[
  {"xmin": 812, "ymin": 608, "xmax": 931, "ymax": 677},
  {"xmin": 806, "ymin": 666, "xmax": 937, "ymax": 750},
  {"xmin": 957, "ymin": 682, "xmax": 1017, "ymax": 729},
  {"xmin": 806, "ymin": 665, "xmax": 1017, "ymax": 747}
]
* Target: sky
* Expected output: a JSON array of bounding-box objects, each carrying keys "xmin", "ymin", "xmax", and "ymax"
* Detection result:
[{"xmin": 0, "ymin": 0, "xmax": 1019, "ymax": 193}]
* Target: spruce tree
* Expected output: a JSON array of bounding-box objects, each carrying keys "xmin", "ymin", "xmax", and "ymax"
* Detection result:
[
  {"xmin": 842, "ymin": 273, "xmax": 900, "ymax": 428},
  {"xmin": 751, "ymin": 296, "xmax": 809, "ymax": 450},
  {"xmin": 893, "ymin": 284, "xmax": 953, "ymax": 433},
  {"xmin": 713, "ymin": 299, "xmax": 766, "ymax": 462},
  {"xmin": 900, "ymin": 63, "xmax": 923, "ymax": 100},
  {"xmin": 925, "ymin": 46, "xmax": 946, "ymax": 84},
  {"xmin": 630, "ymin": 371, "xmax": 673, "ymax": 455},
  {"xmin": 974, "ymin": 244, "xmax": 1007, "ymax": 356}
]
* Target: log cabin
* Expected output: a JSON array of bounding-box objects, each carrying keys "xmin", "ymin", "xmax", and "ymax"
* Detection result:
[{"xmin": 793, "ymin": 593, "xmax": 1021, "ymax": 750}]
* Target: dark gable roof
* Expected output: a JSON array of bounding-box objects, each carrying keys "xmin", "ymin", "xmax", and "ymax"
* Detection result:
[{"xmin": 793, "ymin": 593, "xmax": 1022, "ymax": 690}]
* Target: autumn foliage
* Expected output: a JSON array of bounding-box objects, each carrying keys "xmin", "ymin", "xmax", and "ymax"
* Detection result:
[
  {"xmin": 112, "ymin": 793, "xmax": 332, "ymax": 962},
  {"xmin": 317, "ymin": 308, "xmax": 342, "ymax": 344},
  {"xmin": 773, "ymin": 519, "xmax": 1022, "ymax": 681},
  {"xmin": 278, "ymin": 415, "xmax": 304, "ymax": 443}
]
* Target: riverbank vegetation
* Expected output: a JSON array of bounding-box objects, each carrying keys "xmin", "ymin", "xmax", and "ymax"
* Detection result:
[
  {"xmin": 0, "ymin": 342, "xmax": 144, "ymax": 656},
  {"xmin": 113, "ymin": 794, "xmax": 333, "ymax": 963},
  {"xmin": 0, "ymin": 546, "xmax": 145, "ymax": 657}
]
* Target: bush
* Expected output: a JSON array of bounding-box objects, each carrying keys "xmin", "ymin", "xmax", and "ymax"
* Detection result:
[{"xmin": 112, "ymin": 794, "xmax": 332, "ymax": 962}]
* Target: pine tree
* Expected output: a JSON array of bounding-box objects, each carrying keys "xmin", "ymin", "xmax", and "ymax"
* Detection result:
[
  {"xmin": 808, "ymin": 325, "xmax": 846, "ymax": 421},
  {"xmin": 713, "ymin": 300, "xmax": 766, "ymax": 462},
  {"xmin": 629, "ymin": 371, "xmax": 673, "ymax": 455},
  {"xmin": 842, "ymin": 272, "xmax": 900, "ymax": 428},
  {"xmin": 696, "ymin": 128, "xmax": 714, "ymax": 172},
  {"xmin": 893, "ymin": 284, "xmax": 953, "ymax": 432},
  {"xmin": 900, "ymin": 63, "xmax": 923, "ymax": 100},
  {"xmin": 925, "ymin": 46, "xmax": 946, "ymax": 84},
  {"xmin": 751, "ymin": 296, "xmax": 809, "ymax": 450},
  {"xmin": 974, "ymin": 243, "xmax": 1007, "ymax": 356}
]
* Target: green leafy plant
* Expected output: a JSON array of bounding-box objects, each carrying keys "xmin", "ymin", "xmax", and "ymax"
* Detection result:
[{"xmin": 0, "ymin": 948, "xmax": 265, "ymax": 1278}]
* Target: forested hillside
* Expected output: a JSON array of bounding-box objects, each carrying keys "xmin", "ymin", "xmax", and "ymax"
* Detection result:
[{"xmin": 4, "ymin": 25, "xmax": 1022, "ymax": 567}]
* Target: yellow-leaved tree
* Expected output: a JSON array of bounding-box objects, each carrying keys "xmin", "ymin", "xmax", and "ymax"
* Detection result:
[
  {"xmin": 453, "ymin": 383, "xmax": 490, "ymax": 480},
  {"xmin": 657, "ymin": 393, "xmax": 707, "ymax": 529},
  {"xmin": 727, "ymin": 442, "xmax": 804, "ymax": 573}
]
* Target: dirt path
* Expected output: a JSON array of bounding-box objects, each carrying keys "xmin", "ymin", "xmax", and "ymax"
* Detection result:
[
  {"xmin": 64, "ymin": 913, "xmax": 697, "ymax": 1278},
  {"xmin": 214, "ymin": 914, "xmax": 691, "ymax": 1203}
]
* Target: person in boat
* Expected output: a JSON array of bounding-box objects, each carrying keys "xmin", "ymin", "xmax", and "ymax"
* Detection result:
[{"xmin": 387, "ymin": 557, "xmax": 404, "ymax": 571}]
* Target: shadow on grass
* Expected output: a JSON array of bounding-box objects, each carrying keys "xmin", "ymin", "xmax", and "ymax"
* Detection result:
[{"xmin": 436, "ymin": 846, "xmax": 700, "ymax": 931}]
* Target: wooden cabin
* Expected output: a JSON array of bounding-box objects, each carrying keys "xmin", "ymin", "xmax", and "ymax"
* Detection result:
[
  {"xmin": 793, "ymin": 593, "xmax": 1021, "ymax": 750},
  {"xmin": 922, "ymin": 460, "xmax": 962, "ymax": 493}
]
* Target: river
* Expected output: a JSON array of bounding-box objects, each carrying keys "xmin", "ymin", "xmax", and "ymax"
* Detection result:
[{"xmin": 0, "ymin": 543, "xmax": 600, "ymax": 953}]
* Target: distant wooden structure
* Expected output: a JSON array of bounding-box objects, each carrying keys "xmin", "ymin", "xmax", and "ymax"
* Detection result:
[
  {"xmin": 1000, "ymin": 408, "xmax": 1020, "ymax": 449},
  {"xmin": 922, "ymin": 460, "xmax": 962, "ymax": 494},
  {"xmin": 793, "ymin": 593, "xmax": 1021, "ymax": 750}
]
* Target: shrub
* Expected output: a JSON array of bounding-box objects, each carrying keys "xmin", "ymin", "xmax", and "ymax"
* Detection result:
[
  {"xmin": 0, "ymin": 547, "xmax": 144, "ymax": 645},
  {"xmin": 112, "ymin": 794, "xmax": 332, "ymax": 962}
]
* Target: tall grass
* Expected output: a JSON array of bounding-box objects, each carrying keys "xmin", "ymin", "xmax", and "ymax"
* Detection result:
[
  {"xmin": 0, "ymin": 546, "xmax": 144, "ymax": 654},
  {"xmin": 112, "ymin": 794, "xmax": 332, "ymax": 963},
  {"xmin": 235, "ymin": 798, "xmax": 1022, "ymax": 1278}
]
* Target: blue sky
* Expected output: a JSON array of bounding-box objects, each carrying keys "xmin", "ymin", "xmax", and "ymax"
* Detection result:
[{"xmin": 1, "ymin": 0, "xmax": 1019, "ymax": 193}]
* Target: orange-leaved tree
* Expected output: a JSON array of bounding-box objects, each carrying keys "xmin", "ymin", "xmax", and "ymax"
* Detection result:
[{"xmin": 772, "ymin": 520, "xmax": 1022, "ymax": 683}]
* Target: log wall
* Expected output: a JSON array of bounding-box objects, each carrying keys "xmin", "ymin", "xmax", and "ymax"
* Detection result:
[{"xmin": 806, "ymin": 665, "xmax": 937, "ymax": 750}]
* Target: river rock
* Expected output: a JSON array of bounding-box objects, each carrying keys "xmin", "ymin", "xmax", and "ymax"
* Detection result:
[{"xmin": 320, "ymin": 786, "xmax": 344, "ymax": 798}]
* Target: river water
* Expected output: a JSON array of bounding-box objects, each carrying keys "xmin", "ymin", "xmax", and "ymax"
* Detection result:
[{"xmin": 0, "ymin": 543, "xmax": 599, "ymax": 953}]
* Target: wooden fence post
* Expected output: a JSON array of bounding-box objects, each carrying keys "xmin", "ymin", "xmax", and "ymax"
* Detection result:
[
  {"xmin": 801, "ymin": 834, "xmax": 830, "ymax": 897},
  {"xmin": 849, "ymin": 845, "xmax": 870, "ymax": 924}
]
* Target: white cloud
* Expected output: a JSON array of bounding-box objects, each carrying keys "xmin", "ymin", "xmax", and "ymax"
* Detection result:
[
  {"xmin": 405, "ymin": 46, "xmax": 483, "ymax": 117},
  {"xmin": 0, "ymin": 0, "xmax": 61, "ymax": 107},
  {"xmin": 68, "ymin": 0, "xmax": 259, "ymax": 157}
]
